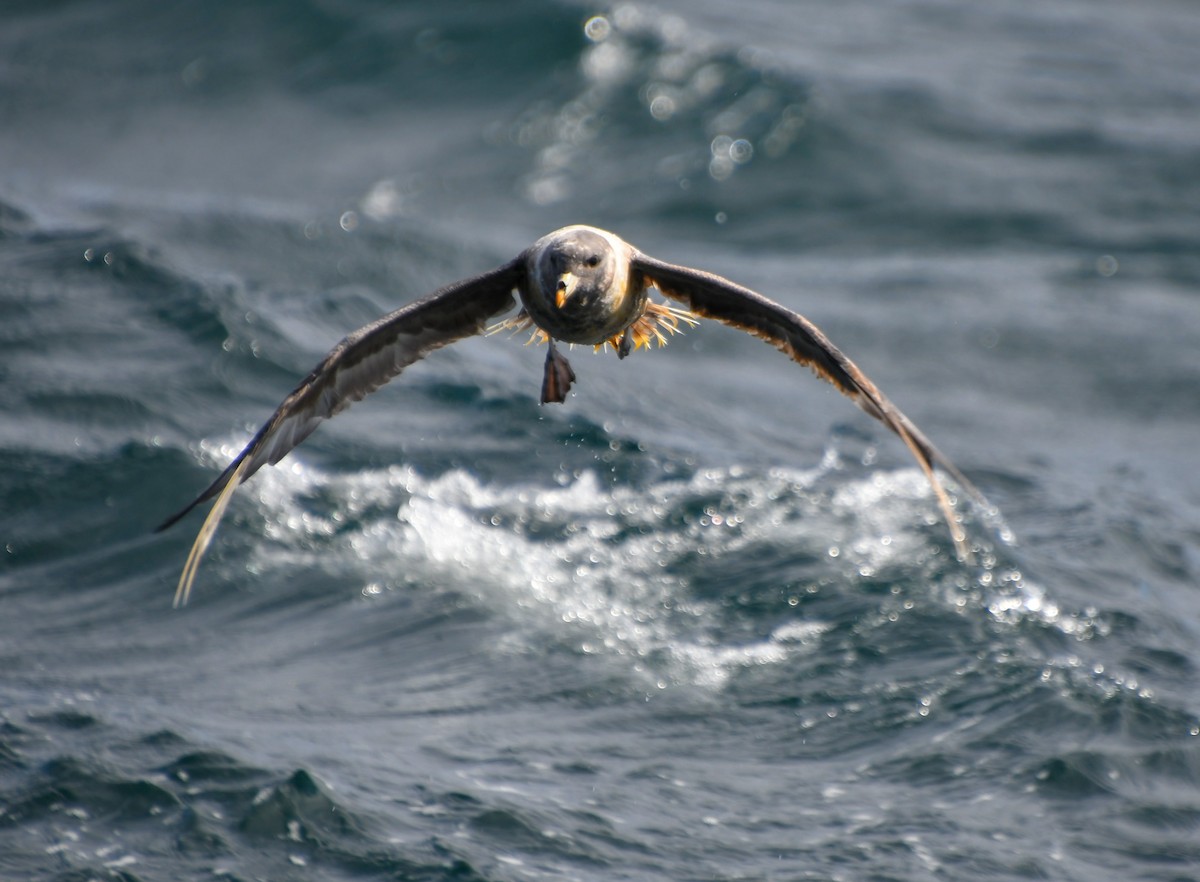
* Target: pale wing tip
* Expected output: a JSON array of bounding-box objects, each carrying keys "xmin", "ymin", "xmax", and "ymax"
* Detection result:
[
  {"xmin": 172, "ymin": 576, "xmax": 193, "ymax": 609},
  {"xmin": 950, "ymin": 519, "xmax": 974, "ymax": 565},
  {"xmin": 933, "ymin": 472, "xmax": 975, "ymax": 566},
  {"xmin": 169, "ymin": 457, "xmax": 251, "ymax": 607}
]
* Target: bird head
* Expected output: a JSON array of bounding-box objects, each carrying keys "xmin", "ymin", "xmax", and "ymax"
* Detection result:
[
  {"xmin": 522, "ymin": 225, "xmax": 643, "ymax": 346},
  {"xmin": 533, "ymin": 227, "xmax": 615, "ymax": 312}
]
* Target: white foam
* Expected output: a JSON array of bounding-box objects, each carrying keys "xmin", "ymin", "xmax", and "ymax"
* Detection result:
[{"xmin": 192, "ymin": 437, "xmax": 1035, "ymax": 687}]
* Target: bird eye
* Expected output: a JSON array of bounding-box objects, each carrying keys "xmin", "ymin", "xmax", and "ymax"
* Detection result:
[{"xmin": 585, "ymin": 255, "xmax": 601, "ymax": 268}]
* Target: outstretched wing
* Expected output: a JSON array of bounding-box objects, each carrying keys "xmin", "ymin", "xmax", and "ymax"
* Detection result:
[
  {"xmin": 158, "ymin": 258, "xmax": 524, "ymax": 606},
  {"xmin": 632, "ymin": 252, "xmax": 985, "ymax": 560}
]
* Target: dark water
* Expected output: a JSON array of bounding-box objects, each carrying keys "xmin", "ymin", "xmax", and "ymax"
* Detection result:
[{"xmin": 3, "ymin": 1, "xmax": 1199, "ymax": 880}]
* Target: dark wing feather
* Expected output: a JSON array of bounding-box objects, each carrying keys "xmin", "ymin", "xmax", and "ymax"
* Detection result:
[
  {"xmin": 633, "ymin": 252, "xmax": 985, "ymax": 558},
  {"xmin": 159, "ymin": 258, "xmax": 523, "ymax": 605}
]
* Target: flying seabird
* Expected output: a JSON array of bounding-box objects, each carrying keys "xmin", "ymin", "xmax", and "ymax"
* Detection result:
[{"xmin": 158, "ymin": 224, "xmax": 986, "ymax": 605}]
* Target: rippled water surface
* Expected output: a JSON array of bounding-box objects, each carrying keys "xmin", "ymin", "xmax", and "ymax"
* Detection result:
[{"xmin": 2, "ymin": 2, "xmax": 1199, "ymax": 880}]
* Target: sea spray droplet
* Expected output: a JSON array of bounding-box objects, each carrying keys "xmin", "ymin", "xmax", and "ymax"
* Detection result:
[{"xmin": 584, "ymin": 15, "xmax": 611, "ymax": 42}]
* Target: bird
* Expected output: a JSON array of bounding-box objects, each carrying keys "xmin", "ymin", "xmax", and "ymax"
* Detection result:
[{"xmin": 158, "ymin": 224, "xmax": 986, "ymax": 606}]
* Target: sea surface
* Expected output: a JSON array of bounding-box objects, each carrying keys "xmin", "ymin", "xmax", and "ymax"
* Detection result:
[{"xmin": 2, "ymin": 1, "xmax": 1199, "ymax": 880}]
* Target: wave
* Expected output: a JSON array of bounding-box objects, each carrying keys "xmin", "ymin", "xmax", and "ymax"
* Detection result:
[
  {"xmin": 0, "ymin": 707, "xmax": 494, "ymax": 882},
  {"xmin": 173, "ymin": 435, "xmax": 1121, "ymax": 699}
]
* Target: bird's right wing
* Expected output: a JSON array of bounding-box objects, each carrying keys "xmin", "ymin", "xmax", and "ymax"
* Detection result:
[{"xmin": 159, "ymin": 258, "xmax": 524, "ymax": 605}]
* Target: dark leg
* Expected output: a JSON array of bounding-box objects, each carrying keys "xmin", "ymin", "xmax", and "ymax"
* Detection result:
[
  {"xmin": 541, "ymin": 340, "xmax": 577, "ymax": 404},
  {"xmin": 617, "ymin": 327, "xmax": 633, "ymax": 359}
]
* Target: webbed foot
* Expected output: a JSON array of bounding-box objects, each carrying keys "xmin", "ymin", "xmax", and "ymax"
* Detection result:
[{"xmin": 540, "ymin": 343, "xmax": 577, "ymax": 404}]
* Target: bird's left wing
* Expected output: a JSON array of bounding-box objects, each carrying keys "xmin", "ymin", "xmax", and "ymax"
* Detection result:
[
  {"xmin": 158, "ymin": 258, "xmax": 524, "ymax": 605},
  {"xmin": 632, "ymin": 251, "xmax": 985, "ymax": 560}
]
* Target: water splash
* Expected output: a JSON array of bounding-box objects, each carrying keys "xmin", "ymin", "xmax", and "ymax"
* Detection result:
[{"xmin": 185, "ymin": 436, "xmax": 1038, "ymax": 691}]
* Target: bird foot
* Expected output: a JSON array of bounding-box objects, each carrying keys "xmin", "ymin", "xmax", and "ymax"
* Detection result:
[
  {"xmin": 541, "ymin": 346, "xmax": 577, "ymax": 404},
  {"xmin": 617, "ymin": 328, "xmax": 633, "ymax": 359}
]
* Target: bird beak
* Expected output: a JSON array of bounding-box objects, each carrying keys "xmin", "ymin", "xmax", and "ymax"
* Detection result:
[{"xmin": 555, "ymin": 272, "xmax": 577, "ymax": 309}]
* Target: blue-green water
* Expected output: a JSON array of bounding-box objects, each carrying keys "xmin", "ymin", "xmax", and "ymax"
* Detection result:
[{"xmin": 3, "ymin": 2, "xmax": 1199, "ymax": 880}]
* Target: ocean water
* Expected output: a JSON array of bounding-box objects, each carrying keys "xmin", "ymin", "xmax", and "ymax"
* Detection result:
[{"xmin": 2, "ymin": 1, "xmax": 1199, "ymax": 880}]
